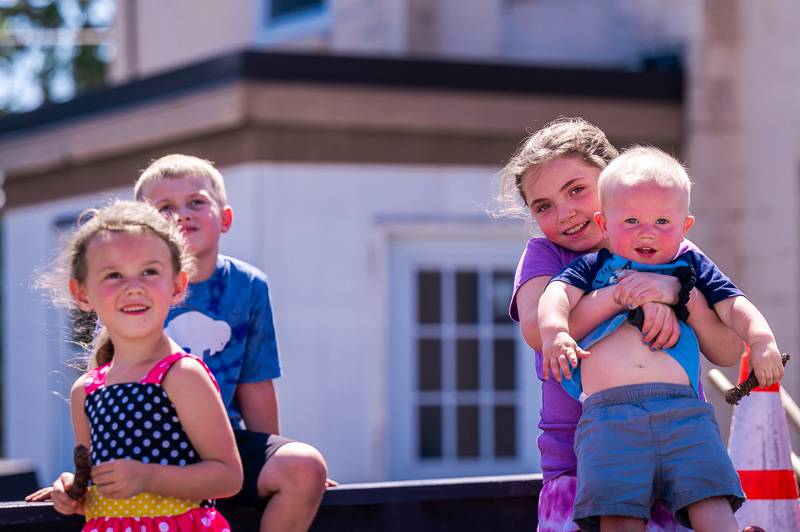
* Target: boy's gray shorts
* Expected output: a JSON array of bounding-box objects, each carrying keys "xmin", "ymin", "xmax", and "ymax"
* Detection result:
[{"xmin": 573, "ymin": 383, "xmax": 744, "ymax": 531}]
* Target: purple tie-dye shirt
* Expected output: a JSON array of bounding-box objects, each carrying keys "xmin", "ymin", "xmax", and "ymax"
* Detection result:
[{"xmin": 510, "ymin": 238, "xmax": 702, "ymax": 483}]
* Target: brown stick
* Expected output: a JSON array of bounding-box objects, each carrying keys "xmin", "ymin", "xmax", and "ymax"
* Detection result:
[
  {"xmin": 66, "ymin": 444, "xmax": 91, "ymax": 500},
  {"xmin": 725, "ymin": 353, "xmax": 790, "ymax": 405}
]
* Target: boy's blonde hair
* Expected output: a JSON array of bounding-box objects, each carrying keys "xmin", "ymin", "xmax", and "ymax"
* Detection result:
[
  {"xmin": 134, "ymin": 154, "xmax": 229, "ymax": 207},
  {"xmin": 498, "ymin": 117, "xmax": 619, "ymax": 217},
  {"xmin": 598, "ymin": 146, "xmax": 692, "ymax": 207}
]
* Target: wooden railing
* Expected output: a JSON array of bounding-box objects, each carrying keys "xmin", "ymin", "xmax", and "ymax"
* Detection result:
[{"xmin": 0, "ymin": 473, "xmax": 542, "ymax": 531}]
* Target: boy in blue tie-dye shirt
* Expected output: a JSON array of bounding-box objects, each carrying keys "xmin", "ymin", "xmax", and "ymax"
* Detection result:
[{"xmin": 136, "ymin": 154, "xmax": 329, "ymax": 532}]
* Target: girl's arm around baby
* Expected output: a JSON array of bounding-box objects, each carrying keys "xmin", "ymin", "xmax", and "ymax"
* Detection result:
[
  {"xmin": 93, "ymin": 359, "xmax": 243, "ymax": 501},
  {"xmin": 538, "ymin": 281, "xmax": 591, "ymax": 381},
  {"xmin": 518, "ymin": 277, "xmax": 623, "ymax": 352},
  {"xmin": 521, "ymin": 270, "xmax": 688, "ymax": 354}
]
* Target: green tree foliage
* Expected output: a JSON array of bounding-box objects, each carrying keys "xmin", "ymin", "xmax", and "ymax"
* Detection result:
[{"xmin": 0, "ymin": 0, "xmax": 114, "ymax": 114}]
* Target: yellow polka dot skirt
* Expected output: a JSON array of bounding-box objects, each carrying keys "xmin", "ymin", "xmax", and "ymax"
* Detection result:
[{"xmin": 84, "ymin": 486, "xmax": 199, "ymax": 519}]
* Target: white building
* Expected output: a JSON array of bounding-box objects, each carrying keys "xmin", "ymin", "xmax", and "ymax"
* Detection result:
[{"xmin": 4, "ymin": 0, "xmax": 796, "ymax": 485}]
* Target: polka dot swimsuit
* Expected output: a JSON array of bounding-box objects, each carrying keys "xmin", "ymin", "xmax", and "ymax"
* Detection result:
[{"xmin": 81, "ymin": 352, "xmax": 231, "ymax": 532}]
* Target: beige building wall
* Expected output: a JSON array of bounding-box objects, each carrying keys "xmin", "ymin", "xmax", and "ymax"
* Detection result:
[
  {"xmin": 331, "ymin": 0, "xmax": 407, "ymax": 54},
  {"xmin": 109, "ymin": 0, "xmax": 699, "ymax": 84},
  {"xmin": 110, "ymin": 0, "xmax": 259, "ymax": 82},
  {"xmin": 688, "ymin": 0, "xmax": 800, "ymax": 441}
]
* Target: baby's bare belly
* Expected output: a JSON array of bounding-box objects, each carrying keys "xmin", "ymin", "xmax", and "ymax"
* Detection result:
[{"xmin": 580, "ymin": 322, "xmax": 690, "ymax": 397}]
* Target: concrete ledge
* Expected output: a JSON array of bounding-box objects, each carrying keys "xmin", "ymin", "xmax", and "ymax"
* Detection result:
[{"xmin": 0, "ymin": 474, "xmax": 542, "ymax": 531}]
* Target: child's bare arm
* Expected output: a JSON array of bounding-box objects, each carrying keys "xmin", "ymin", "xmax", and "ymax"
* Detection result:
[
  {"xmin": 686, "ymin": 288, "xmax": 744, "ymax": 366},
  {"xmin": 92, "ymin": 359, "xmax": 243, "ymax": 501},
  {"xmin": 237, "ymin": 380, "xmax": 280, "ymax": 434},
  {"xmin": 70, "ymin": 379, "xmax": 91, "ymax": 448},
  {"xmin": 155, "ymin": 358, "xmax": 242, "ymax": 498},
  {"xmin": 517, "ymin": 276, "xmax": 623, "ymax": 352},
  {"xmin": 51, "ymin": 377, "xmax": 90, "ymax": 515},
  {"xmin": 538, "ymin": 281, "xmax": 591, "ymax": 381},
  {"xmin": 714, "ymin": 296, "xmax": 783, "ymax": 386}
]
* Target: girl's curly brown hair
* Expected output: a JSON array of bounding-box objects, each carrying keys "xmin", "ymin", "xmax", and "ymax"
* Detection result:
[{"xmin": 40, "ymin": 200, "xmax": 196, "ymax": 368}]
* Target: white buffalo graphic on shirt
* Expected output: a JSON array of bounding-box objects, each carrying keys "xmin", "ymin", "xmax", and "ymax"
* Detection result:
[{"xmin": 165, "ymin": 311, "xmax": 231, "ymax": 358}]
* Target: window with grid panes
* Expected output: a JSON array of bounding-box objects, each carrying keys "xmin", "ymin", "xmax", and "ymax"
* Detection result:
[{"xmin": 415, "ymin": 267, "xmax": 518, "ymax": 461}]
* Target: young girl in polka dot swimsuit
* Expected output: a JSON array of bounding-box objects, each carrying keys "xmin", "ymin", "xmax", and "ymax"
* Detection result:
[{"xmin": 46, "ymin": 201, "xmax": 243, "ymax": 531}]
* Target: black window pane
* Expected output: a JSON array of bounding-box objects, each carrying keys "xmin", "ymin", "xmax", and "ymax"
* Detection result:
[
  {"xmin": 457, "ymin": 405, "xmax": 479, "ymax": 458},
  {"xmin": 419, "ymin": 406, "xmax": 442, "ymax": 458},
  {"xmin": 270, "ymin": 0, "xmax": 323, "ymax": 19},
  {"xmin": 492, "ymin": 271, "xmax": 515, "ymax": 324},
  {"xmin": 418, "ymin": 271, "xmax": 441, "ymax": 324},
  {"xmin": 418, "ymin": 339, "xmax": 442, "ymax": 391},
  {"xmin": 494, "ymin": 405, "xmax": 516, "ymax": 457},
  {"xmin": 456, "ymin": 271, "xmax": 478, "ymax": 324},
  {"xmin": 493, "ymin": 339, "xmax": 516, "ymax": 390},
  {"xmin": 456, "ymin": 338, "xmax": 479, "ymax": 391}
]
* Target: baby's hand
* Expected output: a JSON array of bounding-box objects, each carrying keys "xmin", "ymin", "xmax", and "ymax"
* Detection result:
[
  {"xmin": 639, "ymin": 302, "xmax": 680, "ymax": 351},
  {"xmin": 749, "ymin": 342, "xmax": 784, "ymax": 387},
  {"xmin": 51, "ymin": 472, "xmax": 84, "ymax": 515},
  {"xmin": 542, "ymin": 331, "xmax": 590, "ymax": 382},
  {"xmin": 615, "ymin": 271, "xmax": 681, "ymax": 309},
  {"xmin": 92, "ymin": 459, "xmax": 149, "ymax": 499}
]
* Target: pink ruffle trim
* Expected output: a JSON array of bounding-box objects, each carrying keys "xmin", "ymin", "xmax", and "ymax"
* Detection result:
[{"xmin": 82, "ymin": 507, "xmax": 230, "ymax": 532}]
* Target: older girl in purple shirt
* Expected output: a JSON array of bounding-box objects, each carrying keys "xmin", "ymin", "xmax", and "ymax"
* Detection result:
[{"xmin": 499, "ymin": 118, "xmax": 743, "ymax": 532}]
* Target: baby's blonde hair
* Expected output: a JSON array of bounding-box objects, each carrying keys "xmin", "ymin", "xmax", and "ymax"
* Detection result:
[
  {"xmin": 498, "ymin": 117, "xmax": 619, "ymax": 217},
  {"xmin": 41, "ymin": 200, "xmax": 196, "ymax": 369},
  {"xmin": 134, "ymin": 154, "xmax": 228, "ymax": 207},
  {"xmin": 598, "ymin": 146, "xmax": 692, "ymax": 207}
]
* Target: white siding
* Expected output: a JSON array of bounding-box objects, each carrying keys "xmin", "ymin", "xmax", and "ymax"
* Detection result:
[
  {"xmin": 219, "ymin": 163, "xmax": 529, "ymax": 481},
  {"xmin": 3, "ymin": 188, "xmax": 128, "ymax": 483},
  {"xmin": 4, "ymin": 164, "xmax": 531, "ymax": 483}
]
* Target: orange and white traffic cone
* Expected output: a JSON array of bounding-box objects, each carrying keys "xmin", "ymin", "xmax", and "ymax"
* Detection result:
[{"xmin": 727, "ymin": 346, "xmax": 800, "ymax": 531}]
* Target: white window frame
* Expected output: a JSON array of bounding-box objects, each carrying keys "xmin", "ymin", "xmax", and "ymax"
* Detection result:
[{"xmin": 385, "ymin": 222, "xmax": 539, "ymax": 480}]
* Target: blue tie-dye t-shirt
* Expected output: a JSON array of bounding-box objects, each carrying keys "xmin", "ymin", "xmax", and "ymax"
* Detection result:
[{"xmin": 165, "ymin": 255, "xmax": 282, "ymax": 428}]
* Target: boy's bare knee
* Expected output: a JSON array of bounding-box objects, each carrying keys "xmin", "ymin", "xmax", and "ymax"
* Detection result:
[
  {"xmin": 288, "ymin": 446, "xmax": 327, "ymax": 492},
  {"xmin": 258, "ymin": 442, "xmax": 327, "ymax": 498}
]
